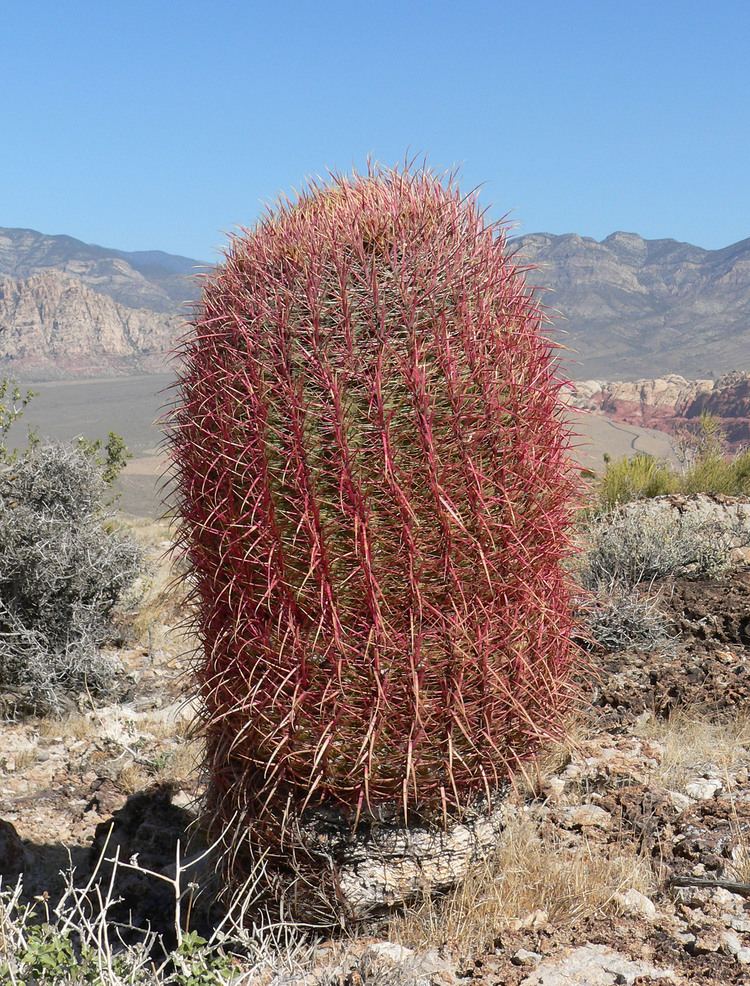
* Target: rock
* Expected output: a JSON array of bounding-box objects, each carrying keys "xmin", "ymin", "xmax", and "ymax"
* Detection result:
[
  {"xmin": 687, "ymin": 931, "xmax": 723, "ymax": 955},
  {"xmin": 170, "ymin": 789, "xmax": 197, "ymax": 814},
  {"xmin": 0, "ymin": 271, "xmax": 179, "ymax": 377},
  {"xmin": 620, "ymin": 494, "xmax": 750, "ymax": 561},
  {"xmin": 668, "ymin": 790, "xmax": 694, "ymax": 812},
  {"xmin": 407, "ymin": 949, "xmax": 457, "ymax": 986},
  {"xmin": 360, "ymin": 942, "xmax": 457, "ymax": 985},
  {"xmin": 672, "ymin": 798, "xmax": 750, "ymax": 876},
  {"xmin": 520, "ymin": 943, "xmax": 677, "ymax": 985},
  {"xmin": 685, "ymin": 778, "xmax": 722, "ymax": 800},
  {"xmin": 565, "ymin": 370, "xmax": 750, "ymax": 452},
  {"xmin": 711, "ymin": 887, "xmax": 747, "ymax": 909},
  {"xmin": 561, "ymin": 737, "xmax": 664, "ymax": 785},
  {"xmin": 737, "ymin": 947, "xmax": 750, "ymax": 965},
  {"xmin": 542, "ymin": 777, "xmax": 566, "ymax": 802},
  {"xmin": 0, "ymin": 226, "xmax": 195, "ymax": 314},
  {"xmin": 0, "ymin": 818, "xmax": 24, "ymax": 878},
  {"xmin": 614, "ymin": 888, "xmax": 658, "ymax": 921},
  {"xmin": 364, "ymin": 942, "xmax": 414, "ymax": 964},
  {"xmin": 720, "ymin": 930, "xmax": 743, "ymax": 956},
  {"xmin": 512, "ymin": 949, "xmax": 542, "ymax": 967},
  {"xmin": 596, "ymin": 600, "xmax": 750, "ymax": 722},
  {"xmin": 560, "ymin": 804, "xmax": 612, "ymax": 830},
  {"xmin": 509, "ymin": 909, "xmax": 549, "ymax": 932}
]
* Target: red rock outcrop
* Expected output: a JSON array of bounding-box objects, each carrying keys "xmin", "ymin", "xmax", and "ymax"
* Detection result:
[{"xmin": 564, "ymin": 373, "xmax": 750, "ymax": 450}]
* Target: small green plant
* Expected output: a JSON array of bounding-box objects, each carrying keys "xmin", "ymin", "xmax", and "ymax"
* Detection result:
[
  {"xmin": 0, "ymin": 377, "xmax": 131, "ymax": 487},
  {"xmin": 170, "ymin": 932, "xmax": 235, "ymax": 986},
  {"xmin": 3, "ymin": 920, "xmax": 110, "ymax": 985},
  {"xmin": 597, "ymin": 452, "xmax": 675, "ymax": 510},
  {"xmin": 0, "ymin": 378, "xmax": 36, "ymax": 463},
  {"xmin": 76, "ymin": 431, "xmax": 132, "ymax": 486}
]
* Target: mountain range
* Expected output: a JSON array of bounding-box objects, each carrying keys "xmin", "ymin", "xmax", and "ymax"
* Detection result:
[
  {"xmin": 514, "ymin": 231, "xmax": 750, "ymax": 378},
  {"xmin": 0, "ymin": 225, "xmax": 748, "ymax": 380},
  {"xmin": 0, "ymin": 227, "xmax": 200, "ymax": 312}
]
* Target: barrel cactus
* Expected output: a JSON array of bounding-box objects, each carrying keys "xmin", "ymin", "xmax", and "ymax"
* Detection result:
[{"xmin": 169, "ymin": 166, "xmax": 578, "ymax": 918}]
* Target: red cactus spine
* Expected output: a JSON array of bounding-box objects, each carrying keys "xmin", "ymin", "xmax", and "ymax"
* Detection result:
[{"xmin": 169, "ymin": 166, "xmax": 578, "ymax": 866}]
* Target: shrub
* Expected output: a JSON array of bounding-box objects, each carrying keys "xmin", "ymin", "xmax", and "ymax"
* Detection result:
[
  {"xmin": 597, "ymin": 452, "xmax": 675, "ymax": 510},
  {"xmin": 580, "ymin": 501, "xmax": 738, "ymax": 589},
  {"xmin": 680, "ymin": 450, "xmax": 750, "ymax": 496},
  {"xmin": 0, "ymin": 443, "xmax": 142, "ymax": 714},
  {"xmin": 169, "ymin": 166, "xmax": 579, "ymax": 887},
  {"xmin": 581, "ymin": 578, "xmax": 675, "ymax": 653}
]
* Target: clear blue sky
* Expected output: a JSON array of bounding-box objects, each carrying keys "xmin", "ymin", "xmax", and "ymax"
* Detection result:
[{"xmin": 2, "ymin": 1, "xmax": 748, "ymax": 260}]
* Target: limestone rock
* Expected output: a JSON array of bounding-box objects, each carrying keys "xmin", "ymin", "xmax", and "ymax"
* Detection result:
[
  {"xmin": 560, "ymin": 804, "xmax": 612, "ymax": 830},
  {"xmin": 615, "ymin": 888, "xmax": 658, "ymax": 921},
  {"xmin": 520, "ymin": 943, "xmax": 677, "ymax": 985},
  {"xmin": 685, "ymin": 778, "xmax": 723, "ymax": 801},
  {"xmin": 0, "ymin": 271, "xmax": 180, "ymax": 377}
]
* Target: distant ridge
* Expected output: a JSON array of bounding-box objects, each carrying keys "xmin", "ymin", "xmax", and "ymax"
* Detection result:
[
  {"xmin": 513, "ymin": 231, "xmax": 750, "ymax": 378},
  {"xmin": 0, "ymin": 224, "xmax": 748, "ymax": 380},
  {"xmin": 0, "ymin": 226, "xmax": 205, "ymax": 314}
]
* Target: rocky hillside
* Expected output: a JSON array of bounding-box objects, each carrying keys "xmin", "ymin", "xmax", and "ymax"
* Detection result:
[
  {"xmin": 0, "ymin": 226, "xmax": 201, "ymax": 313},
  {"xmin": 0, "ymin": 271, "xmax": 181, "ymax": 377},
  {"xmin": 565, "ymin": 371, "xmax": 750, "ymax": 448},
  {"xmin": 0, "ymin": 226, "xmax": 203, "ymax": 378},
  {"xmin": 515, "ymin": 231, "xmax": 750, "ymax": 378}
]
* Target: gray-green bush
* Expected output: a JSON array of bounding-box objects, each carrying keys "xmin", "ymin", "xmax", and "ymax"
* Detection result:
[
  {"xmin": 582, "ymin": 578, "xmax": 675, "ymax": 653},
  {"xmin": 0, "ymin": 443, "xmax": 142, "ymax": 714},
  {"xmin": 580, "ymin": 502, "xmax": 740, "ymax": 589}
]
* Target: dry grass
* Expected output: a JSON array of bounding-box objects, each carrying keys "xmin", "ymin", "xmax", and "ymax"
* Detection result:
[
  {"xmin": 511, "ymin": 715, "xmax": 589, "ymax": 801},
  {"xmin": 12, "ymin": 746, "xmax": 37, "ymax": 771},
  {"xmin": 728, "ymin": 816, "xmax": 750, "ymax": 884},
  {"xmin": 386, "ymin": 812, "xmax": 654, "ymax": 956},
  {"xmin": 115, "ymin": 762, "xmax": 151, "ymax": 795},
  {"xmin": 149, "ymin": 736, "xmax": 203, "ymax": 785},
  {"xmin": 120, "ymin": 515, "xmax": 189, "ymax": 646},
  {"xmin": 634, "ymin": 707, "xmax": 750, "ymax": 886},
  {"xmin": 36, "ymin": 713, "xmax": 98, "ymax": 742},
  {"xmin": 141, "ymin": 710, "xmax": 194, "ymax": 742},
  {"xmin": 635, "ymin": 707, "xmax": 750, "ymax": 793}
]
